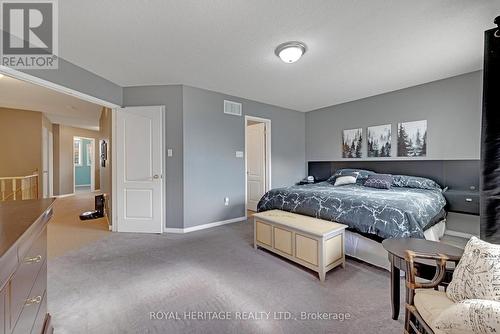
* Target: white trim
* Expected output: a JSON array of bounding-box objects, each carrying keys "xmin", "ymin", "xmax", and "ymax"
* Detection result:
[
  {"xmin": 244, "ymin": 116, "xmax": 271, "ymax": 217},
  {"xmin": 0, "ymin": 66, "xmax": 121, "ymax": 108},
  {"xmin": 445, "ymin": 229, "xmax": 476, "ymax": 240},
  {"xmin": 111, "ymin": 109, "xmax": 117, "ymax": 232},
  {"xmin": 165, "ymin": 216, "xmax": 246, "ymax": 234},
  {"xmin": 54, "ymin": 193, "xmax": 75, "ymax": 198},
  {"xmin": 75, "ymin": 184, "xmax": 91, "ymax": 187}
]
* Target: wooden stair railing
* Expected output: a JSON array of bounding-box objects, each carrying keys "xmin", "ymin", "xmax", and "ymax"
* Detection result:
[{"xmin": 0, "ymin": 172, "xmax": 39, "ymax": 201}]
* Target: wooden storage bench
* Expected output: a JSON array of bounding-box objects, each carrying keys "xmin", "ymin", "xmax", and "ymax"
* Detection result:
[{"xmin": 253, "ymin": 209, "xmax": 347, "ymax": 281}]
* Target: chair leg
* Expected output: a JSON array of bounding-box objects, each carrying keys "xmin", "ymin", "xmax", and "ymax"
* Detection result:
[{"xmin": 404, "ymin": 305, "xmax": 412, "ymax": 334}]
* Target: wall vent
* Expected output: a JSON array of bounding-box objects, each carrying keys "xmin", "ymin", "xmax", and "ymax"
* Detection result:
[{"xmin": 224, "ymin": 100, "xmax": 242, "ymax": 116}]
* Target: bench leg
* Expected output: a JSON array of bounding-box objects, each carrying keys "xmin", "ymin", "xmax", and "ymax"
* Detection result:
[{"xmin": 319, "ymin": 268, "xmax": 326, "ymax": 282}]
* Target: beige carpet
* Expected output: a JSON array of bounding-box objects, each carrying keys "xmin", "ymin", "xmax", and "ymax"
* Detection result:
[{"xmin": 48, "ymin": 192, "xmax": 110, "ymax": 259}]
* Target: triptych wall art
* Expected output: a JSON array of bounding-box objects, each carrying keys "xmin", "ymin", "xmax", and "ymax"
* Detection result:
[{"xmin": 342, "ymin": 120, "xmax": 427, "ymax": 158}]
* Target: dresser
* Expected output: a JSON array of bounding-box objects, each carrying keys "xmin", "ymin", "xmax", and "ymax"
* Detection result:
[{"xmin": 0, "ymin": 199, "xmax": 55, "ymax": 334}]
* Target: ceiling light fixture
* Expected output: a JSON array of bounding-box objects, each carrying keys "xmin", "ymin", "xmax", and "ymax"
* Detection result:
[
  {"xmin": 0, "ymin": 74, "xmax": 4, "ymax": 79},
  {"xmin": 275, "ymin": 41, "xmax": 307, "ymax": 63}
]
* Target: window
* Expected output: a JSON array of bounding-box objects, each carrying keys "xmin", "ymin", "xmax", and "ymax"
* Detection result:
[
  {"xmin": 74, "ymin": 139, "xmax": 82, "ymax": 165},
  {"xmin": 86, "ymin": 142, "xmax": 92, "ymax": 166}
]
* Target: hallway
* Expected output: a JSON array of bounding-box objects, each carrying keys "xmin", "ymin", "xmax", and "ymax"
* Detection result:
[{"xmin": 48, "ymin": 192, "xmax": 110, "ymax": 259}]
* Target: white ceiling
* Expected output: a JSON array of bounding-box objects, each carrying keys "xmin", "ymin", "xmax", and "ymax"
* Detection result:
[
  {"xmin": 0, "ymin": 75, "xmax": 103, "ymax": 130},
  {"xmin": 59, "ymin": 0, "xmax": 499, "ymax": 112}
]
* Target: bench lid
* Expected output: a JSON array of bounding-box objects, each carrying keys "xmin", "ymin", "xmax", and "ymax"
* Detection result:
[{"xmin": 253, "ymin": 210, "xmax": 347, "ymax": 237}]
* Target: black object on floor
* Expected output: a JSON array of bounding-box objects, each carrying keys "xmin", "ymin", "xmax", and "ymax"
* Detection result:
[{"xmin": 79, "ymin": 195, "xmax": 105, "ymax": 221}]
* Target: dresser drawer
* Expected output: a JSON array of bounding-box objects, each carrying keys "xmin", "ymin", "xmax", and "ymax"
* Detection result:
[
  {"xmin": 0, "ymin": 288, "xmax": 5, "ymax": 334},
  {"xmin": 12, "ymin": 261, "xmax": 46, "ymax": 334},
  {"xmin": 31, "ymin": 293, "xmax": 48, "ymax": 334},
  {"xmin": 11, "ymin": 230, "xmax": 46, "ymax": 328}
]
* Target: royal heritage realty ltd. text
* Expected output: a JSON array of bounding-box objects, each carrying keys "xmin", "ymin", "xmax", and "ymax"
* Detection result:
[{"xmin": 149, "ymin": 311, "xmax": 352, "ymax": 322}]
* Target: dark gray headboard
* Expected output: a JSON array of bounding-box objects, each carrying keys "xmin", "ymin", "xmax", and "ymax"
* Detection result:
[
  {"xmin": 308, "ymin": 160, "xmax": 480, "ymax": 215},
  {"xmin": 308, "ymin": 160, "xmax": 479, "ymax": 190}
]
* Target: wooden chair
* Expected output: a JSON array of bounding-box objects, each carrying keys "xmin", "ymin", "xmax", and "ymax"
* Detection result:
[{"xmin": 404, "ymin": 250, "xmax": 452, "ymax": 334}]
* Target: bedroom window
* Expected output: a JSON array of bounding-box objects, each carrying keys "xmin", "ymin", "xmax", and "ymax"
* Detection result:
[{"xmin": 74, "ymin": 138, "xmax": 82, "ymax": 165}]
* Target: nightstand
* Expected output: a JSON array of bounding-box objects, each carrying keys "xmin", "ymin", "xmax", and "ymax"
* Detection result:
[{"xmin": 443, "ymin": 189, "xmax": 479, "ymax": 215}]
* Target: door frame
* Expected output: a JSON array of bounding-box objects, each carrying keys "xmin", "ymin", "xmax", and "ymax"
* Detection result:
[
  {"xmin": 111, "ymin": 106, "xmax": 166, "ymax": 233},
  {"xmin": 244, "ymin": 115, "xmax": 271, "ymax": 217},
  {"xmin": 72, "ymin": 136, "xmax": 96, "ymax": 193}
]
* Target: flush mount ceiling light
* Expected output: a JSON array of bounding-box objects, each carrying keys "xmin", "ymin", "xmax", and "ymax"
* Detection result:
[
  {"xmin": 275, "ymin": 41, "xmax": 307, "ymax": 63},
  {"xmin": 0, "ymin": 74, "xmax": 4, "ymax": 79}
]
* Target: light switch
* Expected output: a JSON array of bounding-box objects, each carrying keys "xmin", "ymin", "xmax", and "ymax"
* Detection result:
[
  {"xmin": 167, "ymin": 149, "xmax": 173, "ymax": 157},
  {"xmin": 235, "ymin": 151, "xmax": 244, "ymax": 158}
]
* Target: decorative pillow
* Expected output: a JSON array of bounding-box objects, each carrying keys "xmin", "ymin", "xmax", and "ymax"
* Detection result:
[
  {"xmin": 392, "ymin": 175, "xmax": 442, "ymax": 191},
  {"xmin": 447, "ymin": 237, "xmax": 500, "ymax": 302},
  {"xmin": 333, "ymin": 173, "xmax": 358, "ymax": 187},
  {"xmin": 433, "ymin": 299, "xmax": 500, "ymax": 334},
  {"xmin": 363, "ymin": 174, "xmax": 392, "ymax": 189},
  {"xmin": 327, "ymin": 169, "xmax": 375, "ymax": 185}
]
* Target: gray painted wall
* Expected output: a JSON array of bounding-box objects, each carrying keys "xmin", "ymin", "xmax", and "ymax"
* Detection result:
[
  {"xmin": 122, "ymin": 85, "xmax": 184, "ymax": 228},
  {"xmin": 21, "ymin": 57, "xmax": 123, "ymax": 106},
  {"xmin": 306, "ymin": 71, "xmax": 483, "ymax": 161},
  {"xmin": 182, "ymin": 86, "xmax": 305, "ymax": 228}
]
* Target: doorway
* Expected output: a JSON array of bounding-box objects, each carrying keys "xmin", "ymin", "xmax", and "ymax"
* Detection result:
[
  {"xmin": 245, "ymin": 116, "xmax": 271, "ymax": 213},
  {"xmin": 73, "ymin": 136, "xmax": 96, "ymax": 193}
]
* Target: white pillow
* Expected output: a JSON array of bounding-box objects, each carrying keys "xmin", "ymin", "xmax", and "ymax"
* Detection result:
[
  {"xmin": 433, "ymin": 299, "xmax": 500, "ymax": 334},
  {"xmin": 447, "ymin": 237, "xmax": 500, "ymax": 302},
  {"xmin": 333, "ymin": 175, "xmax": 357, "ymax": 186}
]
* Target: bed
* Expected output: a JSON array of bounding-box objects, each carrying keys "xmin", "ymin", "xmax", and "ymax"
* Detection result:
[{"xmin": 256, "ymin": 171, "xmax": 448, "ymax": 269}]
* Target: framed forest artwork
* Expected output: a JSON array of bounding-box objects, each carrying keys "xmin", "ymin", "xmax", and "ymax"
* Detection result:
[
  {"xmin": 342, "ymin": 128, "xmax": 362, "ymax": 158},
  {"xmin": 397, "ymin": 120, "xmax": 427, "ymax": 157},
  {"xmin": 367, "ymin": 124, "xmax": 391, "ymax": 157}
]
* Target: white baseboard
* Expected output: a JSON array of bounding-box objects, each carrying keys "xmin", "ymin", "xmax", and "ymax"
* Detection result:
[
  {"xmin": 445, "ymin": 229, "xmax": 477, "ymax": 240},
  {"xmin": 165, "ymin": 216, "xmax": 247, "ymax": 234},
  {"xmin": 54, "ymin": 193, "xmax": 75, "ymax": 198}
]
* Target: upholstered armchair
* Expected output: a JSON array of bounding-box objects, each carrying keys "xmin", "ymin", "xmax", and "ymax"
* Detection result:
[
  {"xmin": 404, "ymin": 237, "xmax": 500, "ymax": 334},
  {"xmin": 404, "ymin": 250, "xmax": 451, "ymax": 334}
]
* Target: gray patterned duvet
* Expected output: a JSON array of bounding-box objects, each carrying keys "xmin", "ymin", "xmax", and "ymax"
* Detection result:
[{"xmin": 257, "ymin": 182, "xmax": 447, "ymax": 239}]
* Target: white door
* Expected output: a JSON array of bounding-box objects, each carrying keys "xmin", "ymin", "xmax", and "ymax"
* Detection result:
[
  {"xmin": 42, "ymin": 127, "xmax": 49, "ymax": 198},
  {"xmin": 116, "ymin": 106, "xmax": 164, "ymax": 233},
  {"xmin": 247, "ymin": 123, "xmax": 266, "ymax": 211}
]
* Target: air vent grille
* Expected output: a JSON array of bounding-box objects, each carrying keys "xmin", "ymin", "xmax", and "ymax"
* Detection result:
[{"xmin": 224, "ymin": 100, "xmax": 242, "ymax": 116}]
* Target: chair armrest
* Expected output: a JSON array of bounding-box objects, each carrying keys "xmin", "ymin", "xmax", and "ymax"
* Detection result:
[{"xmin": 404, "ymin": 250, "xmax": 449, "ymax": 290}]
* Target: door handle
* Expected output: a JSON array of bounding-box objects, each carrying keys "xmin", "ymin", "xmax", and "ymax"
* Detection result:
[{"xmin": 153, "ymin": 175, "xmax": 160, "ymax": 179}]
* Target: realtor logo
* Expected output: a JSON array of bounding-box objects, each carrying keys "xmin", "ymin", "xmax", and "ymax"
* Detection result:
[{"xmin": 1, "ymin": 0, "xmax": 58, "ymax": 69}]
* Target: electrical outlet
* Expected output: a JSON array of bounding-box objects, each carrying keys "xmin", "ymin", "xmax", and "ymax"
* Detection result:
[{"xmin": 224, "ymin": 197, "xmax": 230, "ymax": 206}]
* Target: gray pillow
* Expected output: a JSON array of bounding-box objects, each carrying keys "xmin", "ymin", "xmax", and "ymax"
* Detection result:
[
  {"xmin": 392, "ymin": 175, "xmax": 441, "ymax": 191},
  {"xmin": 363, "ymin": 174, "xmax": 392, "ymax": 189}
]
